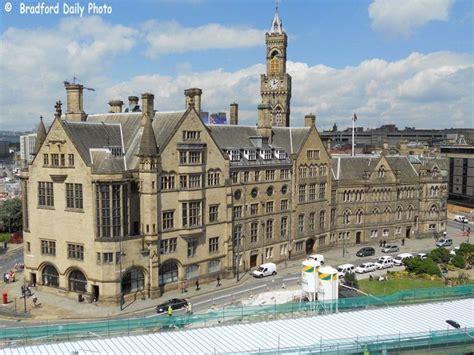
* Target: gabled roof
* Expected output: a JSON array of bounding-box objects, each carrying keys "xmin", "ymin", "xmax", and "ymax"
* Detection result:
[
  {"xmin": 332, "ymin": 155, "xmax": 421, "ymax": 181},
  {"xmin": 206, "ymin": 125, "xmax": 310, "ymax": 155}
]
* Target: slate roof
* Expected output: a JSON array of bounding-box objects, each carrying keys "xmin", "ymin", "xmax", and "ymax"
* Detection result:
[
  {"xmin": 206, "ymin": 125, "xmax": 310, "ymax": 154},
  {"xmin": 90, "ymin": 150, "xmax": 126, "ymax": 174},
  {"xmin": 138, "ymin": 115, "xmax": 158, "ymax": 157},
  {"xmin": 332, "ymin": 155, "xmax": 420, "ymax": 181}
]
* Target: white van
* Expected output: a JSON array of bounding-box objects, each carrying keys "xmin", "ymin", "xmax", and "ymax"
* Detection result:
[
  {"xmin": 307, "ymin": 254, "xmax": 325, "ymax": 264},
  {"xmin": 454, "ymin": 215, "xmax": 468, "ymax": 223},
  {"xmin": 252, "ymin": 263, "xmax": 277, "ymax": 278},
  {"xmin": 337, "ymin": 264, "xmax": 355, "ymax": 277},
  {"xmin": 393, "ymin": 253, "xmax": 414, "ymax": 266}
]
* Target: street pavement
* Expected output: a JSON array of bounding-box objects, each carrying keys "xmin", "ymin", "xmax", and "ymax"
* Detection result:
[{"xmin": 0, "ymin": 216, "xmax": 471, "ymax": 327}]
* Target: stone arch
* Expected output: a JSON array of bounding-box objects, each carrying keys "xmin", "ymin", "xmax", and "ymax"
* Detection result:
[
  {"xmin": 40, "ymin": 263, "xmax": 60, "ymax": 288},
  {"xmin": 67, "ymin": 268, "xmax": 88, "ymax": 293},
  {"xmin": 121, "ymin": 266, "xmax": 147, "ymax": 294}
]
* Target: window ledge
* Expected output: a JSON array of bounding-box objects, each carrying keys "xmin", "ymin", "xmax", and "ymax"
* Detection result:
[
  {"xmin": 37, "ymin": 206, "xmax": 55, "ymax": 210},
  {"xmin": 65, "ymin": 208, "xmax": 84, "ymax": 213}
]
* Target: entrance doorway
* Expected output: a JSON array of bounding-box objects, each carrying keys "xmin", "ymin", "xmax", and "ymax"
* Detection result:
[
  {"xmin": 31, "ymin": 273, "xmax": 37, "ymax": 286},
  {"xmin": 305, "ymin": 238, "xmax": 315, "ymax": 254},
  {"xmin": 92, "ymin": 285, "xmax": 99, "ymax": 301},
  {"xmin": 250, "ymin": 254, "xmax": 258, "ymax": 268},
  {"xmin": 356, "ymin": 231, "xmax": 361, "ymax": 244},
  {"xmin": 406, "ymin": 226, "xmax": 411, "ymax": 239}
]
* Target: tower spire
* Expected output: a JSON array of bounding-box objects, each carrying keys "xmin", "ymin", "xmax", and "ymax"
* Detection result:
[{"xmin": 270, "ymin": 0, "xmax": 283, "ymax": 34}]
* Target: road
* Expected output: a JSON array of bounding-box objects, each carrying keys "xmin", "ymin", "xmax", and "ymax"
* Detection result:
[{"xmin": 0, "ymin": 246, "xmax": 23, "ymax": 276}]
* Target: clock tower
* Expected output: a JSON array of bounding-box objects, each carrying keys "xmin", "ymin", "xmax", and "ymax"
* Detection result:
[{"xmin": 260, "ymin": 6, "xmax": 292, "ymax": 127}]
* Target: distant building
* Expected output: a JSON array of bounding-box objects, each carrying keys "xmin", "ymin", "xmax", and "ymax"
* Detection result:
[
  {"xmin": 440, "ymin": 144, "xmax": 474, "ymax": 208},
  {"xmin": 0, "ymin": 141, "xmax": 9, "ymax": 157},
  {"xmin": 20, "ymin": 133, "xmax": 37, "ymax": 164}
]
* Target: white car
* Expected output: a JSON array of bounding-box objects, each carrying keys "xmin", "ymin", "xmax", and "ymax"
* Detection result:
[
  {"xmin": 337, "ymin": 264, "xmax": 355, "ymax": 277},
  {"xmin": 375, "ymin": 256, "xmax": 394, "ymax": 269},
  {"xmin": 450, "ymin": 246, "xmax": 460, "ymax": 256},
  {"xmin": 252, "ymin": 263, "xmax": 277, "ymax": 278},
  {"xmin": 307, "ymin": 254, "xmax": 325, "ymax": 264},
  {"xmin": 393, "ymin": 253, "xmax": 414, "ymax": 266},
  {"xmin": 417, "ymin": 253, "xmax": 427, "ymax": 260},
  {"xmin": 355, "ymin": 262, "xmax": 376, "ymax": 274},
  {"xmin": 454, "ymin": 215, "xmax": 469, "ymax": 223}
]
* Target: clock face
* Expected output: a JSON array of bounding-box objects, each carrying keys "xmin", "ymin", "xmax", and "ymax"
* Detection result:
[{"xmin": 269, "ymin": 79, "xmax": 280, "ymax": 90}]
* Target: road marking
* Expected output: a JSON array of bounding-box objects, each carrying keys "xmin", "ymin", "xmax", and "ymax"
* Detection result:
[
  {"xmin": 283, "ymin": 277, "xmax": 299, "ymax": 282},
  {"xmin": 193, "ymin": 284, "xmax": 267, "ymax": 306}
]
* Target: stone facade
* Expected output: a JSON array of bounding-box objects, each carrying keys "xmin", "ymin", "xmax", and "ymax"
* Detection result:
[{"xmin": 21, "ymin": 10, "xmax": 448, "ymax": 306}]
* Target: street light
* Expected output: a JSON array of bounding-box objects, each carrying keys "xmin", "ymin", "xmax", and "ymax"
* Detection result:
[{"xmin": 119, "ymin": 235, "xmax": 126, "ymax": 311}]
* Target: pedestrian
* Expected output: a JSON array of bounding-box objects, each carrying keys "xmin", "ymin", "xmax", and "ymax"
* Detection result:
[
  {"xmin": 167, "ymin": 305, "xmax": 173, "ymax": 317},
  {"xmin": 216, "ymin": 275, "xmax": 221, "ymax": 287},
  {"xmin": 195, "ymin": 279, "xmax": 200, "ymax": 291},
  {"xmin": 383, "ymin": 240, "xmax": 386, "ymax": 247},
  {"xmin": 402, "ymin": 238, "xmax": 405, "ymax": 246},
  {"xmin": 369, "ymin": 273, "xmax": 373, "ymax": 281},
  {"xmin": 32, "ymin": 295, "xmax": 38, "ymax": 306},
  {"xmin": 186, "ymin": 302, "xmax": 193, "ymax": 315},
  {"xmin": 5, "ymin": 273, "xmax": 9, "ymax": 284},
  {"xmin": 20, "ymin": 285, "xmax": 25, "ymax": 296}
]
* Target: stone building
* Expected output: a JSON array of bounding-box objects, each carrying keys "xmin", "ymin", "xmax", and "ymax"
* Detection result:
[{"xmin": 21, "ymin": 9, "xmax": 447, "ymax": 305}]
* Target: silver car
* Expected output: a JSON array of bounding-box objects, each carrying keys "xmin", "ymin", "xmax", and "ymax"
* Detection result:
[{"xmin": 355, "ymin": 262, "xmax": 376, "ymax": 273}]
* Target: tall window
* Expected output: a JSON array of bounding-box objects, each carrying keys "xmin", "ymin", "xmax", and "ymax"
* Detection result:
[
  {"xmin": 309, "ymin": 212, "xmax": 315, "ymax": 231},
  {"xmin": 250, "ymin": 203, "xmax": 258, "ymax": 216},
  {"xmin": 343, "ymin": 210, "xmax": 351, "ymax": 225},
  {"xmin": 96, "ymin": 184, "xmax": 128, "ymax": 238},
  {"xmin": 207, "ymin": 171, "xmax": 220, "ymax": 186},
  {"xmin": 42, "ymin": 265, "xmax": 59, "ymax": 287},
  {"xmin": 160, "ymin": 175, "xmax": 175, "ymax": 190},
  {"xmin": 209, "ymin": 237, "xmax": 219, "ymax": 253},
  {"xmin": 319, "ymin": 183, "xmax": 326, "ymax": 199},
  {"xmin": 187, "ymin": 239, "xmax": 198, "ymax": 257},
  {"xmin": 309, "ymin": 184, "xmax": 316, "ymax": 201},
  {"xmin": 319, "ymin": 210, "xmax": 326, "ymax": 229},
  {"xmin": 270, "ymin": 57, "xmax": 279, "ymax": 75},
  {"xmin": 180, "ymin": 175, "xmax": 188, "ymax": 189},
  {"xmin": 66, "ymin": 183, "xmax": 83, "ymax": 209},
  {"xmin": 356, "ymin": 209, "xmax": 363, "ymax": 224},
  {"xmin": 233, "ymin": 224, "xmax": 242, "ymax": 246},
  {"xmin": 189, "ymin": 151, "xmax": 202, "ymax": 164},
  {"xmin": 121, "ymin": 268, "xmax": 144, "ymax": 293},
  {"xmin": 68, "ymin": 154, "xmax": 75, "ymax": 166},
  {"xmin": 265, "ymin": 220, "xmax": 273, "ymax": 239},
  {"xmin": 280, "ymin": 199, "xmax": 288, "ymax": 211},
  {"xmin": 250, "ymin": 222, "xmax": 258, "ymax": 243},
  {"xmin": 299, "ymin": 185, "xmax": 306, "ymax": 202},
  {"xmin": 265, "ymin": 201, "xmax": 274, "ymax": 214},
  {"xmin": 280, "ymin": 217, "xmax": 288, "ymax": 238},
  {"xmin": 378, "ymin": 165, "xmax": 385, "ymax": 178},
  {"xmin": 69, "ymin": 270, "xmax": 87, "ymax": 293},
  {"xmin": 38, "ymin": 182, "xmax": 54, "ymax": 207},
  {"xmin": 298, "ymin": 214, "xmax": 304, "ymax": 234},
  {"xmin": 162, "ymin": 211, "xmax": 174, "ymax": 230},
  {"xmin": 189, "ymin": 174, "xmax": 201, "ymax": 188},
  {"xmin": 265, "ymin": 170, "xmax": 275, "ymax": 181},
  {"xmin": 51, "ymin": 154, "xmax": 59, "ymax": 166},
  {"xmin": 41, "ymin": 240, "xmax": 56, "ymax": 255},
  {"xmin": 182, "ymin": 201, "xmax": 202, "ymax": 227},
  {"xmin": 43, "ymin": 154, "xmax": 49, "ymax": 165},
  {"xmin": 233, "ymin": 206, "xmax": 243, "ymax": 219},
  {"xmin": 209, "ymin": 205, "xmax": 219, "ymax": 223}
]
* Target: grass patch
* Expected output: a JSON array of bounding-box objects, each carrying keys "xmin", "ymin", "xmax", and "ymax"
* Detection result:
[{"xmin": 358, "ymin": 277, "xmax": 444, "ymax": 296}]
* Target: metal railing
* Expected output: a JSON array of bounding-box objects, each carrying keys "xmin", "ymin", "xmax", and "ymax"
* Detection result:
[{"xmin": 1, "ymin": 285, "xmax": 473, "ymax": 348}]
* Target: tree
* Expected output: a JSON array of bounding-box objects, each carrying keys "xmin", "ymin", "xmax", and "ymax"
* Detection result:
[
  {"xmin": 404, "ymin": 257, "xmax": 441, "ymax": 276},
  {"xmin": 0, "ymin": 198, "xmax": 22, "ymax": 233},
  {"xmin": 429, "ymin": 248, "xmax": 450, "ymax": 264},
  {"xmin": 457, "ymin": 243, "xmax": 474, "ymax": 264},
  {"xmin": 451, "ymin": 255, "xmax": 466, "ymax": 269},
  {"xmin": 343, "ymin": 272, "xmax": 358, "ymax": 289}
]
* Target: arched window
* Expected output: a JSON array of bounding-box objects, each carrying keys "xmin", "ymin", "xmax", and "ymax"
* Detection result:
[
  {"xmin": 397, "ymin": 206, "xmax": 403, "ymax": 220},
  {"xmin": 69, "ymin": 269, "xmax": 87, "ymax": 293},
  {"xmin": 42, "ymin": 264, "xmax": 59, "ymax": 288},
  {"xmin": 429, "ymin": 204, "xmax": 438, "ymax": 218},
  {"xmin": 356, "ymin": 209, "xmax": 364, "ymax": 224},
  {"xmin": 122, "ymin": 268, "xmax": 145, "ymax": 294},
  {"xmin": 159, "ymin": 261, "xmax": 178, "ymax": 286},
  {"xmin": 384, "ymin": 207, "xmax": 391, "ymax": 221},
  {"xmin": 343, "ymin": 209, "xmax": 351, "ymax": 225},
  {"xmin": 378, "ymin": 165, "xmax": 385, "ymax": 178},
  {"xmin": 407, "ymin": 205, "xmax": 414, "ymax": 220},
  {"xmin": 270, "ymin": 57, "xmax": 280, "ymax": 75}
]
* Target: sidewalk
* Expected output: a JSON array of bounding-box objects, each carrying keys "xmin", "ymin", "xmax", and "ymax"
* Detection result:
[{"xmin": 0, "ymin": 234, "xmax": 466, "ymax": 322}]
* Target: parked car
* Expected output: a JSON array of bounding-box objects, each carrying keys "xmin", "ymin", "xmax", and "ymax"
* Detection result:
[
  {"xmin": 356, "ymin": 247, "xmax": 375, "ymax": 257},
  {"xmin": 417, "ymin": 253, "xmax": 427, "ymax": 260},
  {"xmin": 382, "ymin": 245, "xmax": 400, "ymax": 253},
  {"xmin": 252, "ymin": 263, "xmax": 277, "ymax": 278},
  {"xmin": 454, "ymin": 215, "xmax": 469, "ymax": 223},
  {"xmin": 337, "ymin": 264, "xmax": 355, "ymax": 277},
  {"xmin": 450, "ymin": 246, "xmax": 460, "ymax": 256},
  {"xmin": 375, "ymin": 256, "xmax": 394, "ymax": 269},
  {"xmin": 436, "ymin": 238, "xmax": 453, "ymax": 247},
  {"xmin": 393, "ymin": 253, "xmax": 414, "ymax": 266},
  {"xmin": 307, "ymin": 254, "xmax": 325, "ymax": 264},
  {"xmin": 355, "ymin": 262, "xmax": 376, "ymax": 273},
  {"xmin": 156, "ymin": 298, "xmax": 188, "ymax": 314}
]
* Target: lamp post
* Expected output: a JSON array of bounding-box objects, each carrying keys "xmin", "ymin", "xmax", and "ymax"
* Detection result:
[{"xmin": 119, "ymin": 235, "xmax": 125, "ymax": 311}]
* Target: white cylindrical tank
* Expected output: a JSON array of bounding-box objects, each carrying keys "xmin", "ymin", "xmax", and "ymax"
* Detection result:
[
  {"xmin": 301, "ymin": 259, "xmax": 320, "ymax": 293},
  {"xmin": 317, "ymin": 266, "xmax": 339, "ymax": 301}
]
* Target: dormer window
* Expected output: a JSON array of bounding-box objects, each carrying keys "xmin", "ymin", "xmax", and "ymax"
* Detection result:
[
  {"xmin": 229, "ymin": 150, "xmax": 240, "ymax": 161},
  {"xmin": 260, "ymin": 149, "xmax": 272, "ymax": 160},
  {"xmin": 110, "ymin": 147, "xmax": 123, "ymax": 157},
  {"xmin": 275, "ymin": 149, "xmax": 287, "ymax": 160},
  {"xmin": 244, "ymin": 149, "xmax": 256, "ymax": 161}
]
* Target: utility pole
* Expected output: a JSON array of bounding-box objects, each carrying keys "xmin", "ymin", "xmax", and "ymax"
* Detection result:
[{"xmin": 119, "ymin": 235, "xmax": 124, "ymax": 311}]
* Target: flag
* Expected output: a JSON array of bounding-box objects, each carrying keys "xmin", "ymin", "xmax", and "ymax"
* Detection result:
[{"xmin": 352, "ymin": 112, "xmax": 358, "ymax": 122}]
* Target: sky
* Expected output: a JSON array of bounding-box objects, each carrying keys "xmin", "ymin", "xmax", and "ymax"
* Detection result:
[{"xmin": 0, "ymin": 0, "xmax": 473, "ymax": 131}]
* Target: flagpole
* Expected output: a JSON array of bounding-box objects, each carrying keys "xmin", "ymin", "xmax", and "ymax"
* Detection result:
[{"xmin": 352, "ymin": 112, "xmax": 355, "ymax": 157}]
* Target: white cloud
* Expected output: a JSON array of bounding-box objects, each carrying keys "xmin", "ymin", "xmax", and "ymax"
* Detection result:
[
  {"xmin": 143, "ymin": 21, "xmax": 264, "ymax": 57},
  {"xmin": 369, "ymin": 0, "xmax": 454, "ymax": 37},
  {"xmin": 0, "ymin": 17, "xmax": 138, "ymax": 130}
]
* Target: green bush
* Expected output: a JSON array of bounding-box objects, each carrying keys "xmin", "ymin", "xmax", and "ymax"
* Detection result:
[
  {"xmin": 429, "ymin": 248, "xmax": 451, "ymax": 263},
  {"xmin": 404, "ymin": 257, "xmax": 441, "ymax": 276},
  {"xmin": 451, "ymin": 255, "xmax": 466, "ymax": 269},
  {"xmin": 343, "ymin": 272, "xmax": 358, "ymax": 289},
  {"xmin": 457, "ymin": 243, "xmax": 474, "ymax": 264}
]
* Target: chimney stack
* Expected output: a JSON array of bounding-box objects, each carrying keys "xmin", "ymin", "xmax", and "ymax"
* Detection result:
[
  {"xmin": 230, "ymin": 102, "xmax": 238, "ymax": 125},
  {"xmin": 141, "ymin": 93, "xmax": 155, "ymax": 121},
  {"xmin": 304, "ymin": 113, "xmax": 316, "ymax": 127},
  {"xmin": 184, "ymin": 88, "xmax": 202, "ymax": 115},
  {"xmin": 108, "ymin": 100, "xmax": 123, "ymax": 113},
  {"xmin": 128, "ymin": 96, "xmax": 139, "ymax": 111},
  {"xmin": 65, "ymin": 83, "xmax": 86, "ymax": 121},
  {"xmin": 257, "ymin": 104, "xmax": 273, "ymax": 144}
]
